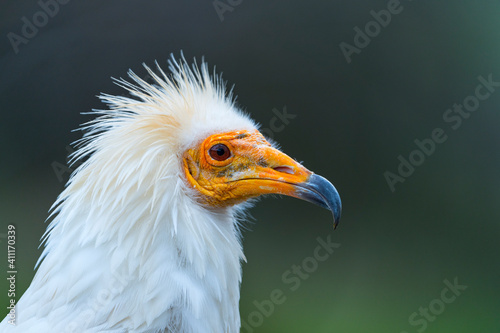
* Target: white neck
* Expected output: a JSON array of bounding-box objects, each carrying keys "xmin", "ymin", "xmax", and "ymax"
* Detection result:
[
  {"xmin": 10, "ymin": 172, "xmax": 244, "ymax": 333},
  {"xmin": 1, "ymin": 58, "xmax": 261, "ymax": 332}
]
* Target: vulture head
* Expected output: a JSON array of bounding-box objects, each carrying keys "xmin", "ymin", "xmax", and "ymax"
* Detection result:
[{"xmin": 1, "ymin": 55, "xmax": 341, "ymax": 333}]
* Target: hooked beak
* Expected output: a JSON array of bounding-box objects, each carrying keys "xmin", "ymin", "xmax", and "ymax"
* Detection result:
[{"xmin": 293, "ymin": 173, "xmax": 342, "ymax": 229}]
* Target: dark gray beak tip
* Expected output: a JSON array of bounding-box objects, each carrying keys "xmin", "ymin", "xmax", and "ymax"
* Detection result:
[{"xmin": 295, "ymin": 173, "xmax": 342, "ymax": 229}]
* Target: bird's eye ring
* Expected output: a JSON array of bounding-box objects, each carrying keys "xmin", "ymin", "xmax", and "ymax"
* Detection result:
[{"xmin": 209, "ymin": 144, "xmax": 231, "ymax": 161}]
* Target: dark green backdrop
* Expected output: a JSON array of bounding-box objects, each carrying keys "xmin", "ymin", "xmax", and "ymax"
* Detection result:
[{"xmin": 1, "ymin": 0, "xmax": 499, "ymax": 332}]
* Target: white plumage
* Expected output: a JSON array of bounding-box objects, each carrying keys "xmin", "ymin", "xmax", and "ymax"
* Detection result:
[{"xmin": 1, "ymin": 55, "xmax": 341, "ymax": 333}]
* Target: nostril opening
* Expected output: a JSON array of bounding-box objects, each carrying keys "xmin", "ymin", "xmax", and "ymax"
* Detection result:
[{"xmin": 273, "ymin": 166, "xmax": 294, "ymax": 175}]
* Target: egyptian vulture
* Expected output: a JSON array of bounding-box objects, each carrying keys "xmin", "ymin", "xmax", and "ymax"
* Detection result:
[{"xmin": 0, "ymin": 55, "xmax": 341, "ymax": 333}]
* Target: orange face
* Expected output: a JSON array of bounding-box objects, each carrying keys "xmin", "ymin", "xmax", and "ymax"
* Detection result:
[{"xmin": 183, "ymin": 129, "xmax": 341, "ymax": 227}]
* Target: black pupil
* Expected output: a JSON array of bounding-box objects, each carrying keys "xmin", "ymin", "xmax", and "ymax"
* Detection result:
[{"xmin": 209, "ymin": 144, "xmax": 230, "ymax": 161}]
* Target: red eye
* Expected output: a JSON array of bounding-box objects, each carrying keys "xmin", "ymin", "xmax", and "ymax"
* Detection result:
[{"xmin": 209, "ymin": 144, "xmax": 231, "ymax": 161}]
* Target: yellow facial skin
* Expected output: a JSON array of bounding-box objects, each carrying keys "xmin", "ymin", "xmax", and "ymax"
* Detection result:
[{"xmin": 183, "ymin": 130, "xmax": 313, "ymax": 207}]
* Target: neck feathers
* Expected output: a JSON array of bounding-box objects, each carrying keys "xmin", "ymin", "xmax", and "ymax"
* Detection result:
[
  {"xmin": 18, "ymin": 139, "xmax": 245, "ymax": 332},
  {"xmin": 5, "ymin": 57, "xmax": 255, "ymax": 332}
]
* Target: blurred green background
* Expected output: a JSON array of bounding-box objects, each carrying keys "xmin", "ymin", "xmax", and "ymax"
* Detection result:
[{"xmin": 1, "ymin": 0, "xmax": 499, "ymax": 332}]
